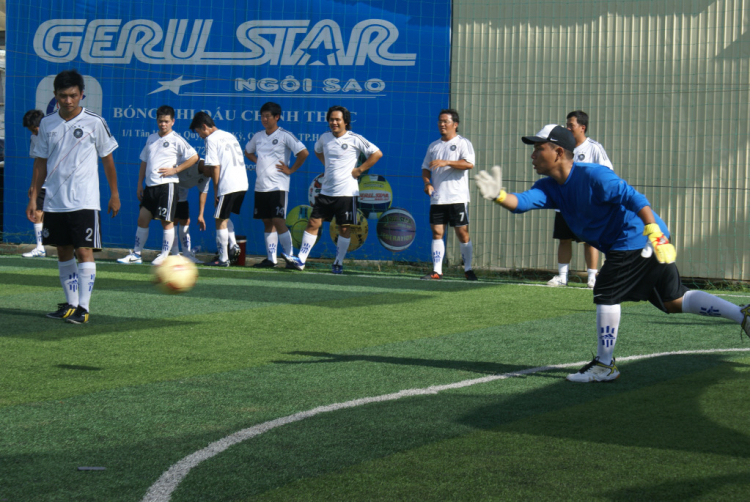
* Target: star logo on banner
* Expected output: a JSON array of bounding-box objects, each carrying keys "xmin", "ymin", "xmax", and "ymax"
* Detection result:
[{"xmin": 148, "ymin": 76, "xmax": 201, "ymax": 95}]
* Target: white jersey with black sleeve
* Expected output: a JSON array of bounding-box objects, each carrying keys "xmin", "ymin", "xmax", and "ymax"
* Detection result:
[
  {"xmin": 177, "ymin": 163, "xmax": 211, "ymax": 201},
  {"xmin": 204, "ymin": 130, "xmax": 249, "ymax": 196},
  {"xmin": 314, "ymin": 131, "xmax": 380, "ymax": 197},
  {"xmin": 245, "ymin": 127, "xmax": 307, "ymax": 192},
  {"xmin": 32, "ymin": 108, "xmax": 118, "ymax": 212},
  {"xmin": 574, "ymin": 137, "xmax": 613, "ymax": 170},
  {"xmin": 421, "ymin": 135, "xmax": 475, "ymax": 205},
  {"xmin": 140, "ymin": 131, "xmax": 197, "ymax": 187}
]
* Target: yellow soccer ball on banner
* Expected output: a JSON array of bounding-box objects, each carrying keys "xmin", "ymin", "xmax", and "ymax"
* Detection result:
[
  {"xmin": 153, "ymin": 255, "xmax": 198, "ymax": 294},
  {"xmin": 329, "ymin": 209, "xmax": 369, "ymax": 252},
  {"xmin": 286, "ymin": 204, "xmax": 321, "ymax": 248},
  {"xmin": 358, "ymin": 174, "xmax": 393, "ymax": 219}
]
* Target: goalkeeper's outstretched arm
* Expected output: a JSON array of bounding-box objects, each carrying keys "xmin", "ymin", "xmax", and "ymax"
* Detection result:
[{"xmin": 474, "ymin": 166, "xmax": 518, "ymax": 210}]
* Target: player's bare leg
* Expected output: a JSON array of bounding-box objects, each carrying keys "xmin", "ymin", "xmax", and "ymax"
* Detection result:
[
  {"xmin": 549, "ymin": 239, "xmax": 572, "ymax": 286},
  {"xmin": 584, "ymin": 243, "xmax": 599, "ymax": 288}
]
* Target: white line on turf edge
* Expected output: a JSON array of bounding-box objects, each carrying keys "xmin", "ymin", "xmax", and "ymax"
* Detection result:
[{"xmin": 141, "ymin": 347, "xmax": 750, "ymax": 502}]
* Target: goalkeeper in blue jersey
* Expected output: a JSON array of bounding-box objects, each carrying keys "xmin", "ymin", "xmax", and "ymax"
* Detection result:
[{"xmin": 475, "ymin": 124, "xmax": 750, "ymax": 382}]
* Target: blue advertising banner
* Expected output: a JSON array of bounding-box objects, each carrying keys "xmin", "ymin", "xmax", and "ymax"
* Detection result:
[{"xmin": 6, "ymin": 0, "xmax": 451, "ymax": 262}]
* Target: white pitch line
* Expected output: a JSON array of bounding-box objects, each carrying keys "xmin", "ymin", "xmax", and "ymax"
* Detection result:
[{"xmin": 141, "ymin": 347, "xmax": 750, "ymax": 502}]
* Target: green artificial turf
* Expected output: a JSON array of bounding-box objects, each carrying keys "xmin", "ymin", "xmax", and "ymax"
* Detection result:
[{"xmin": 1, "ymin": 255, "xmax": 749, "ymax": 501}]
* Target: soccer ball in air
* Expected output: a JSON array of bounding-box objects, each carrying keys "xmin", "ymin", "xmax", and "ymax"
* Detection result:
[{"xmin": 153, "ymin": 255, "xmax": 198, "ymax": 294}]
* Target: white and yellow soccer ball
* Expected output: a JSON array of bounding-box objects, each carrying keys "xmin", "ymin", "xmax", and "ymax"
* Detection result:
[{"xmin": 153, "ymin": 255, "xmax": 198, "ymax": 294}]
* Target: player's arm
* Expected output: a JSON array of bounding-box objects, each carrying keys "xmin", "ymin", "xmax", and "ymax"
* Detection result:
[
  {"xmin": 278, "ymin": 149, "xmax": 309, "ymax": 175},
  {"xmin": 428, "ymin": 159, "xmax": 473, "ymax": 170},
  {"xmin": 102, "ymin": 153, "xmax": 120, "ymax": 217},
  {"xmin": 207, "ymin": 164, "xmax": 220, "ymax": 205},
  {"xmin": 315, "ymin": 151, "xmax": 325, "ymax": 165},
  {"xmin": 352, "ymin": 150, "xmax": 382, "ymax": 178},
  {"xmin": 137, "ymin": 161, "xmax": 147, "ymax": 201},
  {"xmin": 244, "ymin": 151, "xmax": 258, "ymax": 163},
  {"xmin": 422, "ymin": 168, "xmax": 435, "ymax": 196},
  {"xmin": 197, "ymin": 191, "xmax": 207, "ymax": 231},
  {"xmin": 158, "ymin": 154, "xmax": 199, "ymax": 177},
  {"xmin": 26, "ymin": 157, "xmax": 48, "ymax": 222}
]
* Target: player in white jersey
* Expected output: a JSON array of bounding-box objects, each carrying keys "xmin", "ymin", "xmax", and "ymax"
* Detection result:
[
  {"xmin": 117, "ymin": 106, "xmax": 198, "ymax": 266},
  {"xmin": 421, "ymin": 109, "xmax": 476, "ymax": 281},
  {"xmin": 190, "ymin": 111, "xmax": 249, "ymax": 267},
  {"xmin": 548, "ymin": 110, "xmax": 614, "ymax": 289},
  {"xmin": 26, "ymin": 69, "xmax": 119, "ymax": 324},
  {"xmin": 244, "ymin": 102, "xmax": 309, "ymax": 268},
  {"xmin": 22, "ymin": 109, "xmax": 46, "ymax": 258},
  {"xmin": 290, "ymin": 105, "xmax": 382, "ymax": 274}
]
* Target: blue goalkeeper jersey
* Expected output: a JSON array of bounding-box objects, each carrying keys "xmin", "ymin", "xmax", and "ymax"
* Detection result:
[{"xmin": 512, "ymin": 162, "xmax": 669, "ymax": 253}]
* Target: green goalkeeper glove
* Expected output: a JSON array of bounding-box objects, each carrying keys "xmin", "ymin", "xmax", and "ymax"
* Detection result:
[
  {"xmin": 642, "ymin": 223, "xmax": 676, "ymax": 264},
  {"xmin": 475, "ymin": 166, "xmax": 507, "ymax": 204}
]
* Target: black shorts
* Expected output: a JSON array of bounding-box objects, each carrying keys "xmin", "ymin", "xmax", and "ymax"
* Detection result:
[
  {"xmin": 429, "ymin": 203, "xmax": 469, "ymax": 227},
  {"xmin": 254, "ymin": 190, "xmax": 288, "ymax": 220},
  {"xmin": 593, "ymin": 249, "xmax": 690, "ymax": 312},
  {"xmin": 214, "ymin": 191, "xmax": 246, "ymax": 220},
  {"xmin": 553, "ymin": 212, "xmax": 580, "ymax": 241},
  {"xmin": 141, "ymin": 184, "xmax": 178, "ymax": 222},
  {"xmin": 311, "ymin": 195, "xmax": 357, "ymax": 225},
  {"xmin": 175, "ymin": 201, "xmax": 190, "ymax": 220},
  {"xmin": 42, "ymin": 209, "xmax": 102, "ymax": 250},
  {"xmin": 36, "ymin": 188, "xmax": 46, "ymax": 210}
]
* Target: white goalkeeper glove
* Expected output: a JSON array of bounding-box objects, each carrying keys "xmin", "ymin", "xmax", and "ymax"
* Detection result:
[{"xmin": 475, "ymin": 166, "xmax": 507, "ymax": 204}]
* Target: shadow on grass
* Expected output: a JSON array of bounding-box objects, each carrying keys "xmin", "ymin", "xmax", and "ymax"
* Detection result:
[
  {"xmin": 605, "ymin": 473, "xmax": 750, "ymax": 501},
  {"xmin": 276, "ymin": 350, "xmax": 546, "ymax": 376},
  {"xmin": 1, "ymin": 353, "xmax": 748, "ymax": 501}
]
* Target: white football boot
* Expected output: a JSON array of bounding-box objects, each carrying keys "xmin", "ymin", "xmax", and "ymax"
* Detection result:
[{"xmin": 567, "ymin": 357, "xmax": 620, "ymax": 383}]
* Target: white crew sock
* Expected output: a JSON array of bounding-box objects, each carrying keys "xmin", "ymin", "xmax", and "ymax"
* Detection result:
[
  {"xmin": 597, "ymin": 304, "xmax": 621, "ymax": 365},
  {"xmin": 77, "ymin": 262, "xmax": 96, "ymax": 311},
  {"xmin": 58, "ymin": 258, "xmax": 79, "ymax": 307},
  {"xmin": 298, "ymin": 231, "xmax": 317, "ymax": 263},
  {"xmin": 265, "ymin": 232, "xmax": 278, "ymax": 263},
  {"xmin": 134, "ymin": 227, "xmax": 149, "ymax": 255},
  {"xmin": 681, "ymin": 290, "xmax": 746, "ymax": 324},
  {"xmin": 558, "ymin": 263, "xmax": 569, "ymax": 282},
  {"xmin": 170, "ymin": 228, "xmax": 180, "ymax": 254},
  {"xmin": 278, "ymin": 230, "xmax": 294, "ymax": 256},
  {"xmin": 34, "ymin": 222, "xmax": 44, "ymax": 249},
  {"xmin": 587, "ymin": 268, "xmax": 598, "ymax": 281},
  {"xmin": 162, "ymin": 228, "xmax": 175, "ymax": 256},
  {"xmin": 217, "ymin": 228, "xmax": 229, "ymax": 262},
  {"xmin": 460, "ymin": 240, "xmax": 473, "ymax": 271},
  {"xmin": 334, "ymin": 237, "xmax": 350, "ymax": 265},
  {"xmin": 227, "ymin": 219, "xmax": 237, "ymax": 248},
  {"xmin": 432, "ymin": 239, "xmax": 445, "ymax": 275},
  {"xmin": 180, "ymin": 224, "xmax": 192, "ymax": 253}
]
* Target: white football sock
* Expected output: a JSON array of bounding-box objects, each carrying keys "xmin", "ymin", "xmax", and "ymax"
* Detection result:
[
  {"xmin": 170, "ymin": 228, "xmax": 180, "ymax": 254},
  {"xmin": 558, "ymin": 263, "xmax": 569, "ymax": 282},
  {"xmin": 226, "ymin": 219, "xmax": 237, "ymax": 248},
  {"xmin": 334, "ymin": 237, "xmax": 350, "ymax": 265},
  {"xmin": 432, "ymin": 239, "xmax": 445, "ymax": 275},
  {"xmin": 134, "ymin": 227, "xmax": 148, "ymax": 254},
  {"xmin": 681, "ymin": 290, "xmax": 745, "ymax": 323},
  {"xmin": 460, "ymin": 240, "xmax": 473, "ymax": 271},
  {"xmin": 58, "ymin": 258, "xmax": 79, "ymax": 307},
  {"xmin": 265, "ymin": 232, "xmax": 278, "ymax": 263},
  {"xmin": 278, "ymin": 230, "xmax": 294, "ymax": 256},
  {"xmin": 217, "ymin": 228, "xmax": 229, "ymax": 262},
  {"xmin": 77, "ymin": 262, "xmax": 96, "ymax": 311},
  {"xmin": 162, "ymin": 228, "xmax": 175, "ymax": 256},
  {"xmin": 34, "ymin": 222, "xmax": 44, "ymax": 249},
  {"xmin": 298, "ymin": 231, "xmax": 317, "ymax": 263},
  {"xmin": 596, "ymin": 304, "xmax": 621, "ymax": 365},
  {"xmin": 180, "ymin": 224, "xmax": 192, "ymax": 253},
  {"xmin": 587, "ymin": 268, "xmax": 597, "ymax": 281}
]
